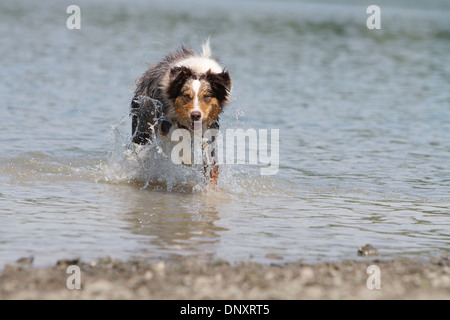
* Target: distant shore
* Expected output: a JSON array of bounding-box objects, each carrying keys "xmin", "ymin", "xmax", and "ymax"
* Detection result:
[{"xmin": 1, "ymin": 255, "xmax": 449, "ymax": 299}]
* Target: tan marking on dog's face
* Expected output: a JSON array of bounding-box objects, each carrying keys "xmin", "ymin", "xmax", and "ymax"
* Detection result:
[{"xmin": 173, "ymin": 78, "xmax": 221, "ymax": 129}]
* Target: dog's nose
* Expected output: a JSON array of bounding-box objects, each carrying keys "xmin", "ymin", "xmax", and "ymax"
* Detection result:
[{"xmin": 190, "ymin": 111, "xmax": 202, "ymax": 122}]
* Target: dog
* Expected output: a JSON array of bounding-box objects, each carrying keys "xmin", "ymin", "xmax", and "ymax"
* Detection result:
[{"xmin": 130, "ymin": 41, "xmax": 232, "ymax": 185}]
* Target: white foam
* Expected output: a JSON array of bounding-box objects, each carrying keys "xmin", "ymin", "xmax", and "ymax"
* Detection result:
[
  {"xmin": 103, "ymin": 113, "xmax": 286, "ymax": 195},
  {"xmin": 104, "ymin": 116, "xmax": 206, "ymax": 191}
]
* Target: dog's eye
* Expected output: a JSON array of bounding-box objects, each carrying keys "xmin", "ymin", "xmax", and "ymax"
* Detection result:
[
  {"xmin": 202, "ymin": 95, "xmax": 211, "ymax": 102},
  {"xmin": 183, "ymin": 94, "xmax": 191, "ymax": 102}
]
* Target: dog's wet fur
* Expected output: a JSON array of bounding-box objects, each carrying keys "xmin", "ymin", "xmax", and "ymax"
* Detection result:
[{"xmin": 131, "ymin": 41, "xmax": 231, "ymax": 184}]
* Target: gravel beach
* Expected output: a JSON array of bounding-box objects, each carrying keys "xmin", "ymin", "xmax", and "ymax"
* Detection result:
[{"xmin": 1, "ymin": 255, "xmax": 449, "ymax": 300}]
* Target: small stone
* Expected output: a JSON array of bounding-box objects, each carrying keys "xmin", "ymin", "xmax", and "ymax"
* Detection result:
[
  {"xmin": 3, "ymin": 264, "xmax": 19, "ymax": 272},
  {"xmin": 265, "ymin": 253, "xmax": 283, "ymax": 261},
  {"xmin": 144, "ymin": 271, "xmax": 153, "ymax": 280},
  {"xmin": 56, "ymin": 258, "xmax": 80, "ymax": 267},
  {"xmin": 357, "ymin": 244, "xmax": 378, "ymax": 257},
  {"xmin": 152, "ymin": 261, "xmax": 165, "ymax": 275},
  {"xmin": 16, "ymin": 257, "xmax": 34, "ymax": 266},
  {"xmin": 300, "ymin": 267, "xmax": 315, "ymax": 283}
]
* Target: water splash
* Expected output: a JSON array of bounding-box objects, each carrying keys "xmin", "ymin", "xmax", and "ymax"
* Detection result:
[
  {"xmin": 104, "ymin": 105, "xmax": 210, "ymax": 192},
  {"xmin": 103, "ymin": 106, "xmax": 290, "ymax": 197}
]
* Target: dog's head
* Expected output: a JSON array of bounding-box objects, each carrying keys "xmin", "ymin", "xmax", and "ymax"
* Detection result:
[{"xmin": 165, "ymin": 66, "xmax": 231, "ymax": 130}]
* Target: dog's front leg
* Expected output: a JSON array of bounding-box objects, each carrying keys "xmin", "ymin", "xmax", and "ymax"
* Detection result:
[
  {"xmin": 204, "ymin": 122, "xmax": 220, "ymax": 185},
  {"xmin": 209, "ymin": 164, "xmax": 219, "ymax": 185}
]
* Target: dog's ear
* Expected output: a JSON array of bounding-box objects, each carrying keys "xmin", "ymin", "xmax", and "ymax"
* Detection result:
[
  {"xmin": 205, "ymin": 70, "xmax": 232, "ymax": 103},
  {"xmin": 167, "ymin": 66, "xmax": 192, "ymax": 100}
]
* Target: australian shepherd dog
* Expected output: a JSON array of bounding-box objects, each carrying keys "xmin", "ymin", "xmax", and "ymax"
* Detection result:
[{"xmin": 130, "ymin": 41, "xmax": 232, "ymax": 185}]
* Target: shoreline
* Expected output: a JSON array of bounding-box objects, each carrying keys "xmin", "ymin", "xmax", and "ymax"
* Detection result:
[{"xmin": 1, "ymin": 255, "xmax": 449, "ymax": 299}]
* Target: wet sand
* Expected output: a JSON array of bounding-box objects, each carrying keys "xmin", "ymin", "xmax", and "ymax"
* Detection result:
[{"xmin": 1, "ymin": 255, "xmax": 449, "ymax": 300}]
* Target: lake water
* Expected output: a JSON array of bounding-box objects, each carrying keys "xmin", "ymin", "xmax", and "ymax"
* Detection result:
[{"xmin": 1, "ymin": 0, "xmax": 449, "ymax": 268}]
